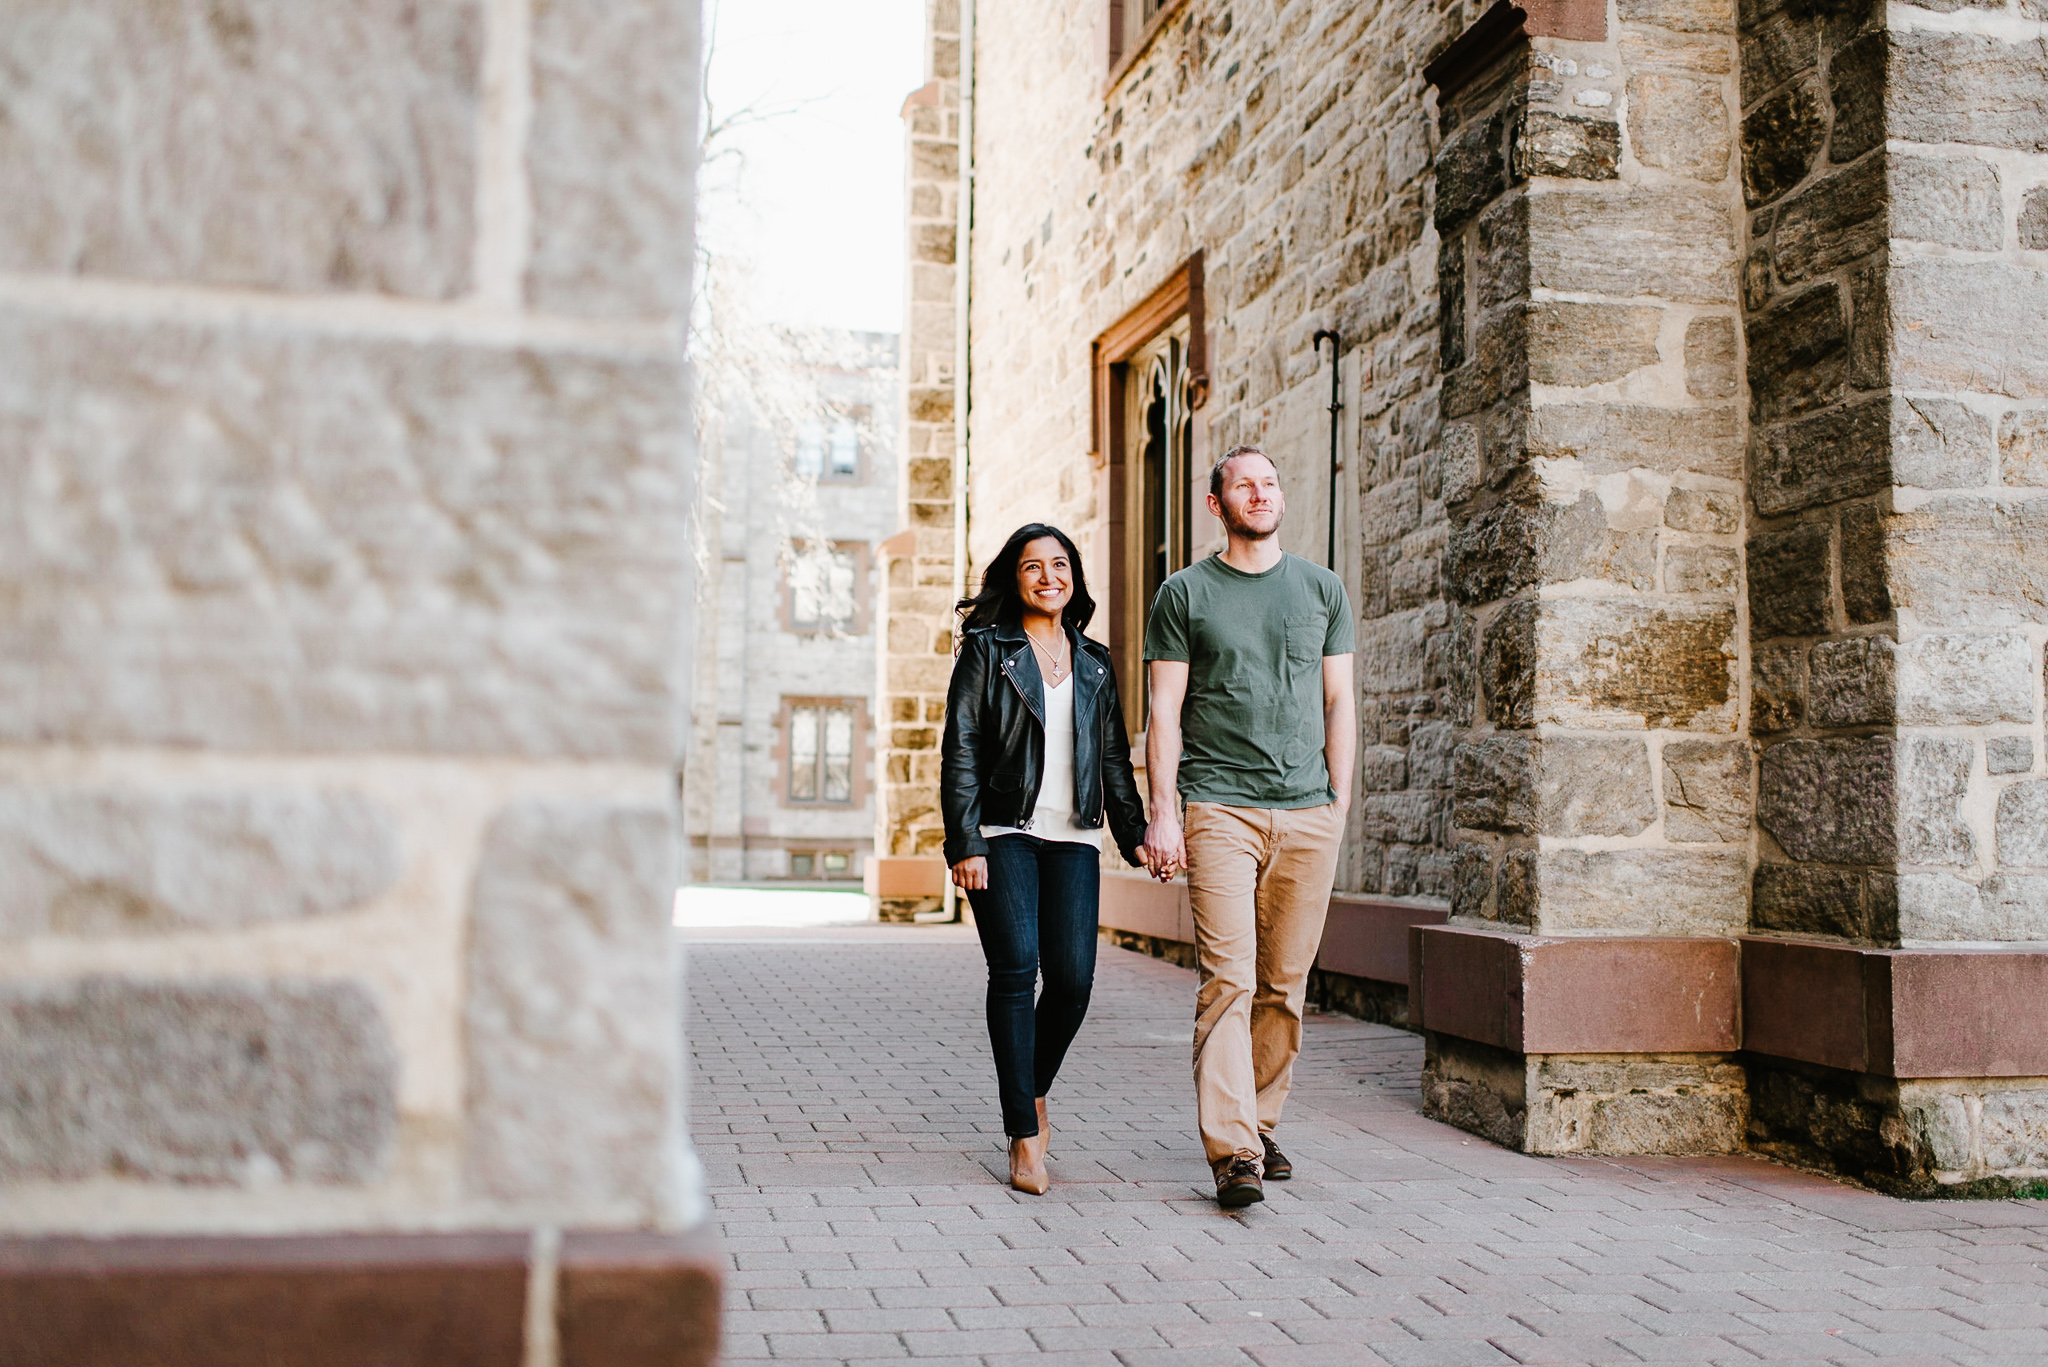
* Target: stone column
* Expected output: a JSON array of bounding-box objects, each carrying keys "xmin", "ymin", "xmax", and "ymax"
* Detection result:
[
  {"xmin": 1421, "ymin": 0, "xmax": 1753, "ymax": 1153},
  {"xmin": 1737, "ymin": 0, "xmax": 2048, "ymax": 1194},
  {"xmin": 0, "ymin": 1, "xmax": 714, "ymax": 1356},
  {"xmin": 873, "ymin": 0, "xmax": 964, "ymax": 920}
]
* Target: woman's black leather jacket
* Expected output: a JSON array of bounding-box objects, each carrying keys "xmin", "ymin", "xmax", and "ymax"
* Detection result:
[{"xmin": 940, "ymin": 622, "xmax": 1148, "ymax": 867}]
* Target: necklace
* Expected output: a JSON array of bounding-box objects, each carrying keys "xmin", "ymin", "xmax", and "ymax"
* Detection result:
[{"xmin": 1026, "ymin": 625, "xmax": 1070, "ymax": 683}]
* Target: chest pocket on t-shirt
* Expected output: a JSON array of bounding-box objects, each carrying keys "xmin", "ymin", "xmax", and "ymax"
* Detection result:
[{"xmin": 1284, "ymin": 614, "xmax": 1324, "ymax": 666}]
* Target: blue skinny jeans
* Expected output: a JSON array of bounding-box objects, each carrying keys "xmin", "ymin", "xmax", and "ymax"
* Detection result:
[{"xmin": 966, "ymin": 834, "xmax": 1100, "ymax": 1138}]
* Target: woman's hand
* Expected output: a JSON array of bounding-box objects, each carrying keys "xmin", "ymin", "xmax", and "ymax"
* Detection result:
[{"xmin": 951, "ymin": 856, "xmax": 988, "ymax": 891}]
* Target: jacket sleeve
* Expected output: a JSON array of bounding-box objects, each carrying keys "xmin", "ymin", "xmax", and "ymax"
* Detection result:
[
  {"xmin": 1096, "ymin": 660, "xmax": 1150, "ymax": 867},
  {"xmin": 940, "ymin": 635, "xmax": 992, "ymax": 866}
]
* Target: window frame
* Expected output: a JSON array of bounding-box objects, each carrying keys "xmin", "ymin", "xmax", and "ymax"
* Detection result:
[
  {"xmin": 1105, "ymin": 0, "xmax": 1190, "ymax": 90},
  {"xmin": 781, "ymin": 539, "xmax": 873, "ymax": 635},
  {"xmin": 774, "ymin": 696, "xmax": 871, "ymax": 809},
  {"xmin": 1089, "ymin": 252, "xmax": 1208, "ymax": 736}
]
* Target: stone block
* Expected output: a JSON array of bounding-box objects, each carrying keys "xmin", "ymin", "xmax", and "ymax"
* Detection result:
[
  {"xmin": 1539, "ymin": 738, "xmax": 1657, "ymax": 837},
  {"xmin": 1890, "ymin": 31, "xmax": 2048, "ymax": 155},
  {"xmin": 1626, "ymin": 74, "xmax": 1730, "ymax": 181},
  {"xmin": 1454, "ymin": 736, "xmax": 1537, "ymax": 832},
  {"xmin": 2023, "ymin": 187, "xmax": 2048, "ymax": 251},
  {"xmin": 1891, "ymin": 155, "xmax": 2004, "ymax": 251},
  {"xmin": 1528, "ymin": 403, "xmax": 1742, "ymax": 480},
  {"xmin": 1895, "ymin": 632, "xmax": 2035, "ymax": 726},
  {"xmin": 1889, "ymin": 497, "xmax": 2048, "ymax": 630},
  {"xmin": 1529, "ymin": 598, "xmax": 1738, "ymax": 731},
  {"xmin": 1437, "ymin": 238, "xmax": 1468, "ymax": 374},
  {"xmin": 1666, "ymin": 544, "xmax": 1737, "ymax": 594},
  {"xmin": 1893, "ymin": 397, "xmax": 1994, "ymax": 490},
  {"xmin": 1357, "ymin": 610, "xmax": 1429, "ymax": 694},
  {"xmin": 1360, "ymin": 793, "xmax": 1439, "ymax": 846},
  {"xmin": 2002, "ymin": 407, "xmax": 2048, "ymax": 488},
  {"xmin": 1758, "ymin": 738, "xmax": 1895, "ymax": 864},
  {"xmin": 1998, "ymin": 782, "xmax": 2048, "ymax": 868},
  {"xmin": 1750, "ymin": 396, "xmax": 1888, "ymax": 517},
  {"xmin": 1527, "ymin": 303, "xmax": 1661, "ymax": 387},
  {"xmin": 0, "ymin": 787, "xmax": 401, "ymax": 938},
  {"xmin": 1684, "ymin": 317, "xmax": 1739, "ymax": 401},
  {"xmin": 1892, "ymin": 259, "xmax": 2048, "ymax": 401},
  {"xmin": 1475, "ymin": 194, "xmax": 1530, "ymax": 310},
  {"xmin": 1808, "ymin": 636, "xmax": 1895, "ymax": 728},
  {"xmin": 1360, "ymin": 745, "xmax": 1408, "ymax": 792},
  {"xmin": 0, "ymin": 1, "xmax": 478, "ymax": 298},
  {"xmin": 0, "ymin": 309, "xmax": 690, "ymax": 758},
  {"xmin": 1480, "ymin": 596, "xmax": 1537, "ymax": 728},
  {"xmin": 1410, "ymin": 721, "xmax": 1458, "ymax": 790},
  {"xmin": 1524, "ymin": 847, "xmax": 1749, "ymax": 934},
  {"xmin": 1446, "ymin": 502, "xmax": 1541, "ymax": 605},
  {"xmin": 1751, "ymin": 640, "xmax": 1806, "ymax": 733},
  {"xmin": 1988, "ymin": 737, "xmax": 2036, "ymax": 775},
  {"xmin": 1663, "ymin": 739, "xmax": 1751, "ymax": 843},
  {"xmin": 1433, "ymin": 110, "xmax": 1507, "ymax": 231},
  {"xmin": 1839, "ymin": 502, "xmax": 1892, "ymax": 625},
  {"xmin": 1741, "ymin": 77, "xmax": 1826, "ymax": 207},
  {"xmin": 0, "ymin": 976, "xmax": 397, "ymax": 1183},
  {"xmin": 1899, "ymin": 737, "xmax": 1975, "ymax": 867},
  {"xmin": 1826, "ymin": 32, "xmax": 1885, "ymax": 164},
  {"xmin": 1979, "ymin": 1092, "xmax": 2048, "ymax": 1172},
  {"xmin": 1747, "ymin": 521, "xmax": 1831, "ymax": 639},
  {"xmin": 1665, "ymin": 486, "xmax": 1739, "ymax": 533},
  {"xmin": 1981, "ymin": 875, "xmax": 2048, "ymax": 937},
  {"xmin": 1747, "ymin": 284, "xmax": 1846, "ymax": 425},
  {"xmin": 1528, "ymin": 184, "xmax": 1734, "ymax": 303},
  {"xmin": 1514, "ymin": 111, "xmax": 1620, "ymax": 181},
  {"xmin": 526, "ymin": 0, "xmax": 699, "ymax": 316},
  {"xmin": 1752, "ymin": 863, "xmax": 1871, "ymax": 939},
  {"xmin": 1896, "ymin": 872, "xmax": 1989, "ymax": 940},
  {"xmin": 1525, "ymin": 1055, "xmax": 1748, "ymax": 1156},
  {"xmin": 464, "ymin": 801, "xmax": 683, "ymax": 1219}
]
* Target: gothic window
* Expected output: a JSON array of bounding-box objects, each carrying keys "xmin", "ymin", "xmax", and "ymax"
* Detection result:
[
  {"xmin": 787, "ymin": 543, "xmax": 863, "ymax": 632},
  {"xmin": 787, "ymin": 702, "xmax": 858, "ymax": 806}
]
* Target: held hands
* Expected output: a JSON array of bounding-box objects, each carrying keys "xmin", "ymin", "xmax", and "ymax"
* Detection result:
[
  {"xmin": 951, "ymin": 856, "xmax": 989, "ymax": 891},
  {"xmin": 1139, "ymin": 813, "xmax": 1186, "ymax": 883}
]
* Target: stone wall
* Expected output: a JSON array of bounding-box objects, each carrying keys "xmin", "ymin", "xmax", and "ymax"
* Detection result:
[
  {"xmin": 874, "ymin": 0, "xmax": 966, "ymax": 918},
  {"xmin": 1736, "ymin": 0, "xmax": 2048, "ymax": 1191},
  {"xmin": 964, "ymin": 0, "xmax": 1460, "ymax": 898},
  {"xmin": 0, "ymin": 0, "xmax": 699, "ymax": 1234}
]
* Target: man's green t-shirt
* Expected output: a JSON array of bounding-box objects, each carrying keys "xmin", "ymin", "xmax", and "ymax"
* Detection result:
[{"xmin": 1142, "ymin": 551, "xmax": 1355, "ymax": 809}]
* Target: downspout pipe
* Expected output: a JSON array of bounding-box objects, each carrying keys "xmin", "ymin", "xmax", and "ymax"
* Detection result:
[
  {"xmin": 1313, "ymin": 329, "xmax": 1342, "ymax": 569},
  {"xmin": 942, "ymin": 0, "xmax": 975, "ymax": 924}
]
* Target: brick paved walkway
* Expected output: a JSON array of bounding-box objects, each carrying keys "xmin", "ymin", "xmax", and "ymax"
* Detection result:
[{"xmin": 689, "ymin": 926, "xmax": 2048, "ymax": 1366}]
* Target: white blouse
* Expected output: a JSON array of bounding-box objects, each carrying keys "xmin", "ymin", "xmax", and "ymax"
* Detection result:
[{"xmin": 979, "ymin": 671, "xmax": 1102, "ymax": 849}]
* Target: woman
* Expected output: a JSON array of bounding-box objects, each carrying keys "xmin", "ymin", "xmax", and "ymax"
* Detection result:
[{"xmin": 941, "ymin": 523, "xmax": 1149, "ymax": 1195}]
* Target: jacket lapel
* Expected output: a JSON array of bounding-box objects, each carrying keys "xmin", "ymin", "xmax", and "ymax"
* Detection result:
[
  {"xmin": 996, "ymin": 630, "xmax": 1044, "ymax": 724},
  {"xmin": 1069, "ymin": 628, "xmax": 1104, "ymax": 724}
]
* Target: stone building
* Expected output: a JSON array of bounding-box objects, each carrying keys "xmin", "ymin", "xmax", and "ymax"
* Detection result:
[
  {"xmin": 687, "ymin": 330, "xmax": 900, "ymax": 885},
  {"xmin": 888, "ymin": 0, "xmax": 2048, "ymax": 1193},
  {"xmin": 0, "ymin": 1, "xmax": 716, "ymax": 1359}
]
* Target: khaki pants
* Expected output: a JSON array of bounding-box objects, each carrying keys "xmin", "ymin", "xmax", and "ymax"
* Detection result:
[{"xmin": 1184, "ymin": 800, "xmax": 1344, "ymax": 1168}]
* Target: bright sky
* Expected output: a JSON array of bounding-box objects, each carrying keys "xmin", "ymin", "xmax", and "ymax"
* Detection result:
[{"xmin": 700, "ymin": 0, "xmax": 927, "ymax": 335}]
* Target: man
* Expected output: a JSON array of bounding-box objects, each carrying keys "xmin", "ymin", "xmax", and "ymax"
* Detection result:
[{"xmin": 1140, "ymin": 445, "xmax": 1356, "ymax": 1208}]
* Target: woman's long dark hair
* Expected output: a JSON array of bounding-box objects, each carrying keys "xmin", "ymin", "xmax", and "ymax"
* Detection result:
[{"xmin": 955, "ymin": 523, "xmax": 1097, "ymax": 635}]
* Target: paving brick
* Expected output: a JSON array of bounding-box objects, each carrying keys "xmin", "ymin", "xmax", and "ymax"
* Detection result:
[{"xmin": 691, "ymin": 930, "xmax": 2048, "ymax": 1365}]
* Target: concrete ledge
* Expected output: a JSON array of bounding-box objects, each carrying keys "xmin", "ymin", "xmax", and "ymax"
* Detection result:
[
  {"xmin": 1743, "ymin": 935, "xmax": 2048, "ymax": 1079},
  {"xmin": 864, "ymin": 856, "xmax": 947, "ymax": 898},
  {"xmin": 1100, "ymin": 873, "xmax": 1447, "ymax": 990},
  {"xmin": 0, "ymin": 1228, "xmax": 720, "ymax": 1367},
  {"xmin": 1411, "ymin": 925, "xmax": 1740, "ymax": 1054}
]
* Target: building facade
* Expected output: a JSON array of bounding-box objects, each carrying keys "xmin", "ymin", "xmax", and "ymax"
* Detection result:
[
  {"xmin": 888, "ymin": 0, "xmax": 2048, "ymax": 1193},
  {"xmin": 688, "ymin": 331, "xmax": 900, "ymax": 884}
]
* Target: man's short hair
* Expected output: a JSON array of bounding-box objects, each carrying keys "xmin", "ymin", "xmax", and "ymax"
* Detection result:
[{"xmin": 1210, "ymin": 445, "xmax": 1276, "ymax": 498}]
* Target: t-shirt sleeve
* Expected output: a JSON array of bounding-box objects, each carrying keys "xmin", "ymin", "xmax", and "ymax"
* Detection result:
[
  {"xmin": 1142, "ymin": 578, "xmax": 1190, "ymax": 662},
  {"xmin": 1323, "ymin": 576, "xmax": 1356, "ymax": 655}
]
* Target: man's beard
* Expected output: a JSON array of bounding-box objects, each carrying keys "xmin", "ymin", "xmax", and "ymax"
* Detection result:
[{"xmin": 1220, "ymin": 504, "xmax": 1280, "ymax": 540}]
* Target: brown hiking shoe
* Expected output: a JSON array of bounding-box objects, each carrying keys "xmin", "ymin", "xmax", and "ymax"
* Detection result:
[
  {"xmin": 1215, "ymin": 1155, "xmax": 1264, "ymax": 1208},
  {"xmin": 1261, "ymin": 1134, "xmax": 1292, "ymax": 1181}
]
